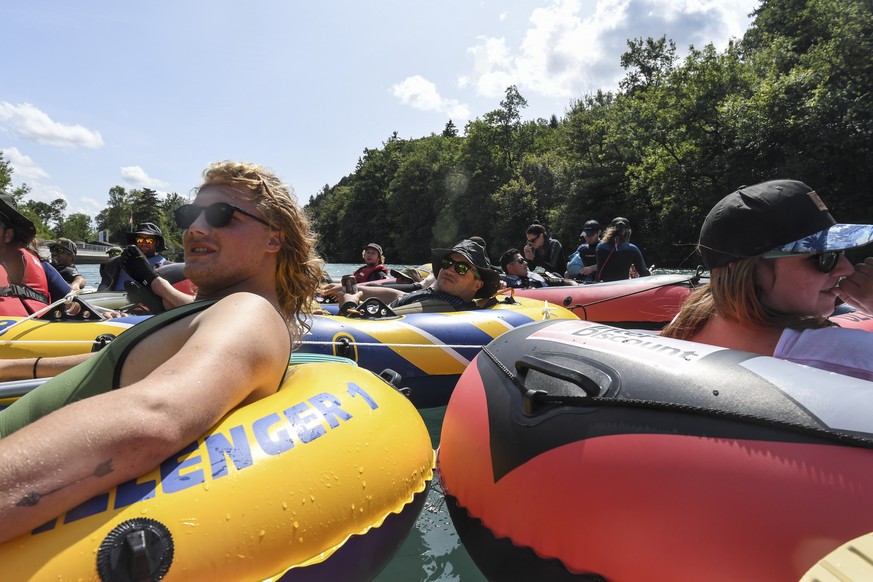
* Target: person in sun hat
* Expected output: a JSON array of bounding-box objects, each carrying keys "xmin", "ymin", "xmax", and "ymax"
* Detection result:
[
  {"xmin": 0, "ymin": 192, "xmax": 53, "ymax": 315},
  {"xmin": 662, "ymin": 179, "xmax": 873, "ymax": 380},
  {"xmin": 48, "ymin": 238, "xmax": 86, "ymax": 291},
  {"xmin": 98, "ymin": 222, "xmax": 171, "ymax": 291},
  {"xmin": 326, "ymin": 239, "xmax": 501, "ymax": 313},
  {"xmin": 352, "ymin": 242, "xmax": 390, "ymax": 283}
]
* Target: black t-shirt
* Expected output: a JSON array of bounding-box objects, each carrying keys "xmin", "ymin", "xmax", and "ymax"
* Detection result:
[{"xmin": 55, "ymin": 264, "xmax": 82, "ymax": 285}]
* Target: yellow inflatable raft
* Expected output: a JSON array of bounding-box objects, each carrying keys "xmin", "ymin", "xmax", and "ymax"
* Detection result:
[
  {"xmin": 0, "ymin": 296, "xmax": 146, "ymax": 359},
  {"xmin": 0, "ymin": 361, "xmax": 435, "ymax": 581}
]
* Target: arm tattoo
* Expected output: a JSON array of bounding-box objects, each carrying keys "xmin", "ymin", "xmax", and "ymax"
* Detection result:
[{"xmin": 15, "ymin": 459, "xmax": 114, "ymax": 507}]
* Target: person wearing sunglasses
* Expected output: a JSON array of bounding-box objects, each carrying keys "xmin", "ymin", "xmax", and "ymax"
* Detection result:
[
  {"xmin": 325, "ymin": 239, "xmax": 501, "ymax": 313},
  {"xmin": 48, "ymin": 238, "xmax": 86, "ymax": 291},
  {"xmin": 522, "ymin": 224, "xmax": 566, "ymax": 276},
  {"xmin": 97, "ymin": 222, "xmax": 171, "ymax": 291},
  {"xmin": 499, "ymin": 248, "xmax": 577, "ymax": 288},
  {"xmin": 0, "ymin": 161, "xmax": 325, "ymax": 543},
  {"xmin": 662, "ymin": 179, "xmax": 873, "ymax": 380}
]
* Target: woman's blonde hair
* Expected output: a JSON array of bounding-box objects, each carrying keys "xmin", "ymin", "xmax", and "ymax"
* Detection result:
[
  {"xmin": 198, "ymin": 161, "xmax": 324, "ymax": 343},
  {"xmin": 662, "ymin": 255, "xmax": 831, "ymax": 340}
]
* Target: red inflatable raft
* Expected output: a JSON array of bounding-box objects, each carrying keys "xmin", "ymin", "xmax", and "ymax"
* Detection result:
[
  {"xmin": 439, "ymin": 319, "xmax": 873, "ymax": 581},
  {"xmin": 509, "ymin": 273, "xmax": 703, "ymax": 329}
]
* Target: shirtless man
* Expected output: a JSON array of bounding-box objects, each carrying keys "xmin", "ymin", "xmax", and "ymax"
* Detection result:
[{"xmin": 0, "ymin": 161, "xmax": 323, "ymax": 543}]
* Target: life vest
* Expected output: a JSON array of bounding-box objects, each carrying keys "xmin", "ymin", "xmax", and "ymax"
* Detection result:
[
  {"xmin": 0, "ymin": 250, "xmax": 51, "ymax": 316},
  {"xmin": 354, "ymin": 264, "xmax": 389, "ymax": 283}
]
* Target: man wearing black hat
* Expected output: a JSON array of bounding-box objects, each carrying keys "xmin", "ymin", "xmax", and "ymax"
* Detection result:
[
  {"xmin": 0, "ymin": 192, "xmax": 52, "ymax": 315},
  {"xmin": 48, "ymin": 238, "xmax": 86, "ymax": 291},
  {"xmin": 566, "ymin": 219, "xmax": 602, "ymax": 282},
  {"xmin": 352, "ymin": 243, "xmax": 390, "ymax": 283},
  {"xmin": 328, "ymin": 239, "xmax": 501, "ymax": 312},
  {"xmin": 98, "ymin": 222, "xmax": 171, "ymax": 291}
]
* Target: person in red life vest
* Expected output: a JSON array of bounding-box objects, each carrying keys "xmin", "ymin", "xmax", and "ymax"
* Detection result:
[
  {"xmin": 0, "ymin": 192, "xmax": 51, "ymax": 316},
  {"xmin": 352, "ymin": 243, "xmax": 390, "ymax": 283}
]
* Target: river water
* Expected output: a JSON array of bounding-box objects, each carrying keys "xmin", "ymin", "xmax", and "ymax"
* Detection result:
[{"xmin": 75, "ymin": 262, "xmax": 487, "ymax": 581}]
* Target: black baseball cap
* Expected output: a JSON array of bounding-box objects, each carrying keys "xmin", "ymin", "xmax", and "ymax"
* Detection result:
[
  {"xmin": 580, "ymin": 220, "xmax": 601, "ymax": 236},
  {"xmin": 699, "ymin": 180, "xmax": 873, "ymax": 269}
]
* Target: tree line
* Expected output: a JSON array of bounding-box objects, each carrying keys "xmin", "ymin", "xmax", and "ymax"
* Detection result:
[
  {"xmin": 0, "ymin": 155, "xmax": 188, "ymax": 257},
  {"xmin": 2, "ymin": 0, "xmax": 870, "ymax": 270},
  {"xmin": 306, "ymin": 0, "xmax": 873, "ymax": 269}
]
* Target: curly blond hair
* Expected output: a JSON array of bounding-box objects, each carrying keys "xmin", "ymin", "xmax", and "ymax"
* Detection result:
[{"xmin": 198, "ymin": 161, "xmax": 324, "ymax": 344}]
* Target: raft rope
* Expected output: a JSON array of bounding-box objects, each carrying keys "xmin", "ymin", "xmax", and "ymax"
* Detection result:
[
  {"xmin": 480, "ymin": 345, "xmax": 873, "ymax": 450},
  {"xmin": 300, "ymin": 340, "xmax": 487, "ymax": 350}
]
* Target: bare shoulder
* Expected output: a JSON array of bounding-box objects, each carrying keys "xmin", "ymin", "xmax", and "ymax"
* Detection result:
[{"xmin": 195, "ymin": 293, "xmax": 286, "ymax": 329}]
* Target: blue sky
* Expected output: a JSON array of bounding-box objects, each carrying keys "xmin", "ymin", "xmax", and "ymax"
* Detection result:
[{"xmin": 1, "ymin": 0, "xmax": 759, "ymax": 220}]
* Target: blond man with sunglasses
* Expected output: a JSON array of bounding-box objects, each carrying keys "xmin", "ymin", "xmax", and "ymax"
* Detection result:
[
  {"xmin": 0, "ymin": 161, "xmax": 324, "ymax": 543},
  {"xmin": 662, "ymin": 179, "xmax": 873, "ymax": 380}
]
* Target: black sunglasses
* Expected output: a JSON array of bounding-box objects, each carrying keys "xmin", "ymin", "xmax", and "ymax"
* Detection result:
[
  {"xmin": 440, "ymin": 257, "xmax": 480, "ymax": 279},
  {"xmin": 815, "ymin": 251, "xmax": 844, "ymax": 273},
  {"xmin": 763, "ymin": 250, "xmax": 844, "ymax": 273},
  {"xmin": 174, "ymin": 202, "xmax": 270, "ymax": 229}
]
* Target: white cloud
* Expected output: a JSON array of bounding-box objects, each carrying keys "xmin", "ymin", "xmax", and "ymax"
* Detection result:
[
  {"xmin": 0, "ymin": 102, "xmax": 104, "ymax": 149},
  {"xmin": 121, "ymin": 166, "xmax": 170, "ymax": 190},
  {"xmin": 466, "ymin": 0, "xmax": 759, "ymax": 99},
  {"xmin": 0, "ymin": 147, "xmax": 50, "ymax": 182},
  {"xmin": 0, "ymin": 146, "xmax": 66, "ymax": 205},
  {"xmin": 391, "ymin": 75, "xmax": 472, "ymax": 120}
]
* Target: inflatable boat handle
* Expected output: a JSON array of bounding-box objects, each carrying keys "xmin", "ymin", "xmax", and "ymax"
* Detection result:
[{"xmin": 515, "ymin": 355, "xmax": 601, "ymax": 410}]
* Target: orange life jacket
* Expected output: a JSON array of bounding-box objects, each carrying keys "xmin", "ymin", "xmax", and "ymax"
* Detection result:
[
  {"xmin": 354, "ymin": 264, "xmax": 389, "ymax": 283},
  {"xmin": 0, "ymin": 250, "xmax": 51, "ymax": 316}
]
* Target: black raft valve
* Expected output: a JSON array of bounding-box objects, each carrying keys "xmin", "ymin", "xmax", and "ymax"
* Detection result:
[{"xmin": 97, "ymin": 517, "xmax": 174, "ymax": 582}]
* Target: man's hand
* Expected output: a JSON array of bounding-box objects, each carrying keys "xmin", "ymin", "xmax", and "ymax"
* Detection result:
[
  {"xmin": 835, "ymin": 257, "xmax": 873, "ymax": 313},
  {"xmin": 121, "ymin": 245, "xmax": 158, "ymax": 287},
  {"xmin": 523, "ymin": 244, "xmax": 535, "ymax": 261}
]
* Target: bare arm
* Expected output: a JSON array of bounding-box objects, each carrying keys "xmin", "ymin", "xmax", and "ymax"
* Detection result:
[
  {"xmin": 0, "ymin": 353, "xmax": 94, "ymax": 381},
  {"xmin": 70, "ymin": 275, "xmax": 87, "ymax": 291},
  {"xmin": 151, "ymin": 276, "xmax": 195, "ymax": 309},
  {"xmin": 322, "ymin": 282, "xmax": 405, "ymax": 305},
  {"xmin": 0, "ymin": 293, "xmax": 289, "ymax": 542}
]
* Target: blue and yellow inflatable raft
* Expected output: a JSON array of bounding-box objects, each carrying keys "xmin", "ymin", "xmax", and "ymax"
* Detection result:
[
  {"xmin": 304, "ymin": 295, "xmax": 578, "ymax": 407},
  {"xmin": 0, "ymin": 361, "xmax": 435, "ymax": 581}
]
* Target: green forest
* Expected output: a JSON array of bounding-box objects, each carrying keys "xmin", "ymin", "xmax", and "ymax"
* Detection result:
[{"xmin": 2, "ymin": 0, "xmax": 871, "ymax": 269}]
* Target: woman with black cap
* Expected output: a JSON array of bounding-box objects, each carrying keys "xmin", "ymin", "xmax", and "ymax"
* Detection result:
[{"xmin": 662, "ymin": 179, "xmax": 873, "ymax": 380}]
